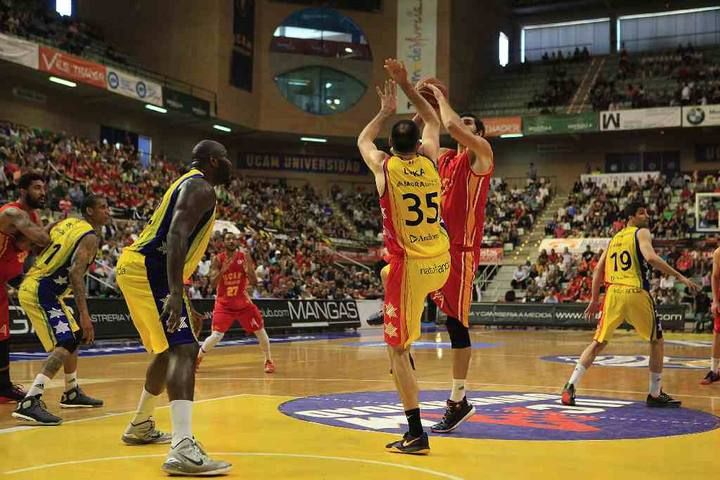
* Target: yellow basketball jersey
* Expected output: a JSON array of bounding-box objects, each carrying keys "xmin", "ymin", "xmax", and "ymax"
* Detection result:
[
  {"xmin": 604, "ymin": 226, "xmax": 651, "ymax": 290},
  {"xmin": 127, "ymin": 168, "xmax": 216, "ymax": 280},
  {"xmin": 25, "ymin": 217, "xmax": 96, "ymax": 297},
  {"xmin": 381, "ymin": 154, "xmax": 449, "ymax": 259}
]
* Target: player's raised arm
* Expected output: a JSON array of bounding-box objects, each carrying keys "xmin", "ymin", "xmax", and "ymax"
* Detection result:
[
  {"xmin": 69, "ymin": 233, "xmax": 100, "ymax": 344},
  {"xmin": 357, "ymin": 79, "xmax": 395, "ymax": 176},
  {"xmin": 0, "ymin": 207, "xmax": 50, "ymax": 247},
  {"xmin": 584, "ymin": 249, "xmax": 607, "ymax": 320},
  {"xmin": 163, "ymin": 178, "xmax": 217, "ymax": 332},
  {"xmin": 385, "ymin": 59, "xmax": 440, "ymax": 162},
  {"xmin": 427, "ymin": 84, "xmax": 494, "ymax": 175},
  {"xmin": 637, "ymin": 228, "xmax": 700, "ymax": 292}
]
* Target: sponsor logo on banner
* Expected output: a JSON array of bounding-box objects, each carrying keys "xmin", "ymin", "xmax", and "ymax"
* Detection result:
[
  {"xmin": 0, "ymin": 33, "xmax": 39, "ymax": 69},
  {"xmin": 482, "ymin": 116, "xmax": 522, "ymax": 137},
  {"xmin": 238, "ymin": 152, "xmax": 369, "ymax": 175},
  {"xmin": 106, "ymin": 68, "xmax": 163, "ymax": 106},
  {"xmin": 163, "ymin": 87, "xmax": 211, "ymax": 117},
  {"xmin": 538, "ymin": 238, "xmax": 610, "ymax": 255},
  {"xmin": 396, "ymin": 0, "xmax": 438, "ymax": 114},
  {"xmin": 38, "ymin": 46, "xmax": 106, "ymax": 88},
  {"xmin": 600, "ymin": 107, "xmax": 681, "ymax": 131},
  {"xmin": 543, "ymin": 355, "xmax": 709, "ymax": 370},
  {"xmin": 280, "ymin": 390, "xmax": 719, "ymax": 440},
  {"xmin": 683, "ymin": 104, "xmax": 720, "ymax": 127},
  {"xmin": 523, "ymin": 113, "xmax": 598, "ymax": 136},
  {"xmin": 580, "ymin": 171, "xmax": 660, "ymax": 188},
  {"xmin": 478, "ymin": 248, "xmax": 503, "ymax": 264}
]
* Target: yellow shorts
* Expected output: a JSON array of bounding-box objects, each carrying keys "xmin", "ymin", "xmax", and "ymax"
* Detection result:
[
  {"xmin": 594, "ymin": 285, "xmax": 661, "ymax": 343},
  {"xmin": 382, "ymin": 251, "xmax": 451, "ymax": 349},
  {"xmin": 116, "ymin": 250, "xmax": 196, "ymax": 354},
  {"xmin": 18, "ymin": 278, "xmax": 80, "ymax": 352}
]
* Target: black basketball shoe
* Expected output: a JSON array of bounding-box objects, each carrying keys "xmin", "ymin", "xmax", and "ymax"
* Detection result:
[
  {"xmin": 431, "ymin": 397, "xmax": 475, "ymax": 433},
  {"xmin": 385, "ymin": 432, "xmax": 430, "ymax": 455},
  {"xmin": 646, "ymin": 391, "xmax": 681, "ymax": 408},
  {"xmin": 0, "ymin": 383, "xmax": 26, "ymax": 403},
  {"xmin": 12, "ymin": 395, "xmax": 62, "ymax": 425},
  {"xmin": 561, "ymin": 383, "xmax": 576, "ymax": 406},
  {"xmin": 60, "ymin": 387, "xmax": 104, "ymax": 408}
]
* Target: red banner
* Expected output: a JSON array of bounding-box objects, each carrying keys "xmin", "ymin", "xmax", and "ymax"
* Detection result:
[
  {"xmin": 478, "ymin": 248, "xmax": 503, "ymax": 264},
  {"xmin": 38, "ymin": 46, "xmax": 106, "ymax": 88}
]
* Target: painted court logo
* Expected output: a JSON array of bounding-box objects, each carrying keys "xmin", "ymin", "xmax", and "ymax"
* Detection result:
[
  {"xmin": 279, "ymin": 390, "xmax": 719, "ymax": 441},
  {"xmin": 544, "ymin": 355, "xmax": 709, "ymax": 370}
]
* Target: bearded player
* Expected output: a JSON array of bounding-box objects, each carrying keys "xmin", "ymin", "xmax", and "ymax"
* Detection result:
[
  {"xmin": 197, "ymin": 232, "xmax": 275, "ymax": 373},
  {"xmin": 701, "ymin": 246, "xmax": 720, "ymax": 384},
  {"xmin": 0, "ymin": 172, "xmax": 51, "ymax": 402},
  {"xmin": 420, "ymin": 83, "xmax": 494, "ymax": 433}
]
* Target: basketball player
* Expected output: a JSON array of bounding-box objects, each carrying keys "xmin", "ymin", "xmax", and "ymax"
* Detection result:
[
  {"xmin": 0, "ymin": 172, "xmax": 51, "ymax": 403},
  {"xmin": 196, "ymin": 232, "xmax": 275, "ymax": 373},
  {"xmin": 116, "ymin": 140, "xmax": 232, "ymax": 476},
  {"xmin": 12, "ymin": 195, "xmax": 109, "ymax": 425},
  {"xmin": 561, "ymin": 201, "xmax": 700, "ymax": 407},
  {"xmin": 358, "ymin": 59, "xmax": 450, "ymax": 454},
  {"xmin": 421, "ymin": 83, "xmax": 494, "ymax": 433},
  {"xmin": 701, "ymin": 246, "xmax": 720, "ymax": 384}
]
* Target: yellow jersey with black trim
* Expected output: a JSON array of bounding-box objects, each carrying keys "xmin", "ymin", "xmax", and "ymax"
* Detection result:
[
  {"xmin": 604, "ymin": 226, "xmax": 651, "ymax": 290},
  {"xmin": 380, "ymin": 153, "xmax": 449, "ymax": 259},
  {"xmin": 126, "ymin": 168, "xmax": 216, "ymax": 280},
  {"xmin": 24, "ymin": 217, "xmax": 96, "ymax": 298}
]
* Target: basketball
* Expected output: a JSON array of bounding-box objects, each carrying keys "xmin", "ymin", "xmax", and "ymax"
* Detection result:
[{"xmin": 416, "ymin": 77, "xmax": 448, "ymax": 108}]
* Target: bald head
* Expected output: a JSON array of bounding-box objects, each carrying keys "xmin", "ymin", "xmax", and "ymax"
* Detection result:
[{"xmin": 192, "ymin": 140, "xmax": 227, "ymax": 161}]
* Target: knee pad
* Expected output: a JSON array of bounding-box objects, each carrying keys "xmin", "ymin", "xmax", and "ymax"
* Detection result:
[
  {"xmin": 446, "ymin": 317, "xmax": 471, "ymax": 349},
  {"xmin": 56, "ymin": 332, "xmax": 81, "ymax": 354}
]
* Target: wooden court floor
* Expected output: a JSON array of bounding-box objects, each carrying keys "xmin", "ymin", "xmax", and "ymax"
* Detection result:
[{"xmin": 0, "ymin": 329, "xmax": 717, "ymax": 479}]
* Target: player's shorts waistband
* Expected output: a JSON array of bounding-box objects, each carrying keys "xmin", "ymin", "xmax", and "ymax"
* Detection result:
[
  {"xmin": 385, "ymin": 251, "xmax": 450, "ymax": 263},
  {"xmin": 606, "ymin": 283, "xmax": 648, "ymax": 294}
]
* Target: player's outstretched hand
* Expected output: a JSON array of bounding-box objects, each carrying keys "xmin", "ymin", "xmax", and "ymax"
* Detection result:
[
  {"xmin": 79, "ymin": 313, "xmax": 95, "ymax": 344},
  {"xmin": 162, "ymin": 292, "xmax": 184, "ymax": 333},
  {"xmin": 584, "ymin": 300, "xmax": 602, "ymax": 322},
  {"xmin": 377, "ymin": 79, "xmax": 396, "ymax": 115},
  {"xmin": 384, "ymin": 58, "xmax": 408, "ymax": 84},
  {"xmin": 425, "ymin": 83, "xmax": 446, "ymax": 101},
  {"xmin": 680, "ymin": 277, "xmax": 701, "ymax": 294}
]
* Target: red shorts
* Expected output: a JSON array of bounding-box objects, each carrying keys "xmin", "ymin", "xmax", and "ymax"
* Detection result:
[
  {"xmin": 431, "ymin": 249, "xmax": 477, "ymax": 327},
  {"xmin": 212, "ymin": 303, "xmax": 264, "ymax": 334},
  {"xmin": 0, "ymin": 284, "xmax": 8, "ymax": 341},
  {"xmin": 714, "ymin": 315, "xmax": 720, "ymax": 334}
]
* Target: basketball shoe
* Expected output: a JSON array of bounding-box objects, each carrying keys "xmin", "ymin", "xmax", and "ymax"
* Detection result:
[
  {"xmin": 162, "ymin": 438, "xmax": 232, "ymax": 476},
  {"xmin": 561, "ymin": 383, "xmax": 576, "ymax": 406},
  {"xmin": 12, "ymin": 395, "xmax": 62, "ymax": 425},
  {"xmin": 60, "ymin": 387, "xmax": 104, "ymax": 408},
  {"xmin": 386, "ymin": 432, "xmax": 430, "ymax": 455},
  {"xmin": 431, "ymin": 397, "xmax": 475, "ymax": 433},
  {"xmin": 646, "ymin": 391, "xmax": 681, "ymax": 408},
  {"xmin": 0, "ymin": 383, "xmax": 26, "ymax": 403},
  {"xmin": 264, "ymin": 360, "xmax": 275, "ymax": 374},
  {"xmin": 122, "ymin": 418, "xmax": 172, "ymax": 445},
  {"xmin": 701, "ymin": 371, "xmax": 720, "ymax": 385}
]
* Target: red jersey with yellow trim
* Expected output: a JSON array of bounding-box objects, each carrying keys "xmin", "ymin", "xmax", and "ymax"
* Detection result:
[
  {"xmin": 437, "ymin": 149, "xmax": 493, "ymax": 255},
  {"xmin": 0, "ymin": 202, "xmax": 40, "ymax": 283},
  {"xmin": 214, "ymin": 250, "xmax": 252, "ymax": 311},
  {"xmin": 380, "ymin": 153, "xmax": 449, "ymax": 259}
]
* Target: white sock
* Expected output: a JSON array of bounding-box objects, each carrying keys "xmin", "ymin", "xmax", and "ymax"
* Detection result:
[
  {"xmin": 712, "ymin": 358, "xmax": 720, "ymax": 373},
  {"xmin": 649, "ymin": 372, "xmax": 662, "ymax": 397},
  {"xmin": 450, "ymin": 379, "xmax": 466, "ymax": 402},
  {"xmin": 64, "ymin": 371, "xmax": 78, "ymax": 392},
  {"xmin": 26, "ymin": 373, "xmax": 51, "ymax": 398},
  {"xmin": 255, "ymin": 329, "xmax": 272, "ymax": 362},
  {"xmin": 131, "ymin": 388, "xmax": 159, "ymax": 424},
  {"xmin": 568, "ymin": 363, "xmax": 586, "ymax": 387},
  {"xmin": 199, "ymin": 331, "xmax": 224, "ymax": 359},
  {"xmin": 170, "ymin": 400, "xmax": 193, "ymax": 448}
]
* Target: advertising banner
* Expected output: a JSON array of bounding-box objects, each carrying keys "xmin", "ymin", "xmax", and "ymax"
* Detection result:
[
  {"xmin": 683, "ymin": 104, "xmax": 720, "ymax": 127},
  {"xmin": 230, "ymin": 0, "xmax": 255, "ymax": 91},
  {"xmin": 0, "ymin": 33, "xmax": 38, "ymax": 69},
  {"xmin": 478, "ymin": 248, "xmax": 503, "ymax": 264},
  {"xmin": 523, "ymin": 113, "xmax": 597, "ymax": 136},
  {"xmin": 396, "ymin": 0, "xmax": 437, "ymax": 114},
  {"xmin": 38, "ymin": 46, "xmax": 106, "ymax": 88},
  {"xmin": 467, "ymin": 303, "xmax": 684, "ymax": 330},
  {"xmin": 238, "ymin": 152, "xmax": 369, "ymax": 175},
  {"xmin": 600, "ymin": 107, "xmax": 681, "ymax": 131},
  {"xmin": 106, "ymin": 68, "xmax": 163, "ymax": 105},
  {"xmin": 163, "ymin": 87, "xmax": 211, "ymax": 117},
  {"xmin": 482, "ymin": 116, "xmax": 522, "ymax": 137},
  {"xmin": 538, "ymin": 238, "xmax": 610, "ymax": 255},
  {"xmin": 580, "ymin": 171, "xmax": 660, "ymax": 188}
]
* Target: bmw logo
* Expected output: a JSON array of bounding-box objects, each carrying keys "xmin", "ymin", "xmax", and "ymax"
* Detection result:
[
  {"xmin": 136, "ymin": 81, "xmax": 147, "ymax": 98},
  {"xmin": 107, "ymin": 71, "xmax": 119, "ymax": 89},
  {"xmin": 686, "ymin": 107, "xmax": 705, "ymax": 126}
]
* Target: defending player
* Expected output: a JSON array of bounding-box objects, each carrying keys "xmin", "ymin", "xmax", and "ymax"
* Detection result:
[
  {"xmin": 13, "ymin": 195, "xmax": 109, "ymax": 424},
  {"xmin": 358, "ymin": 59, "xmax": 450, "ymax": 454},
  {"xmin": 422, "ymin": 84, "xmax": 494, "ymax": 433},
  {"xmin": 117, "ymin": 140, "xmax": 232, "ymax": 476},
  {"xmin": 197, "ymin": 232, "xmax": 275, "ymax": 373},
  {"xmin": 561, "ymin": 202, "xmax": 700, "ymax": 407},
  {"xmin": 0, "ymin": 172, "xmax": 51, "ymax": 402},
  {"xmin": 701, "ymin": 246, "xmax": 720, "ymax": 384}
]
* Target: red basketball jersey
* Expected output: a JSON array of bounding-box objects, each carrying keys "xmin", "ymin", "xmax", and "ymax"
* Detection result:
[
  {"xmin": 437, "ymin": 149, "xmax": 493, "ymax": 255},
  {"xmin": 215, "ymin": 250, "xmax": 251, "ymax": 311},
  {"xmin": 0, "ymin": 202, "xmax": 40, "ymax": 283}
]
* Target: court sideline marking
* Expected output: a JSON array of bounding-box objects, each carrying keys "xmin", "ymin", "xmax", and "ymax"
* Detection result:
[{"xmin": 3, "ymin": 452, "xmax": 464, "ymax": 479}]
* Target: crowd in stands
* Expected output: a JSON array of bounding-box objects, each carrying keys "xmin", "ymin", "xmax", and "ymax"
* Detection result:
[
  {"xmin": 590, "ymin": 43, "xmax": 720, "ymax": 111},
  {"xmin": 540, "ymin": 47, "xmax": 591, "ymax": 64},
  {"xmin": 546, "ymin": 172, "xmax": 720, "ymax": 239},
  {"xmin": 484, "ymin": 178, "xmax": 552, "ymax": 248},
  {"xmin": 527, "ymin": 65, "xmax": 580, "ymax": 113},
  {"xmin": 0, "ymin": 0, "xmax": 129, "ymax": 64}
]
